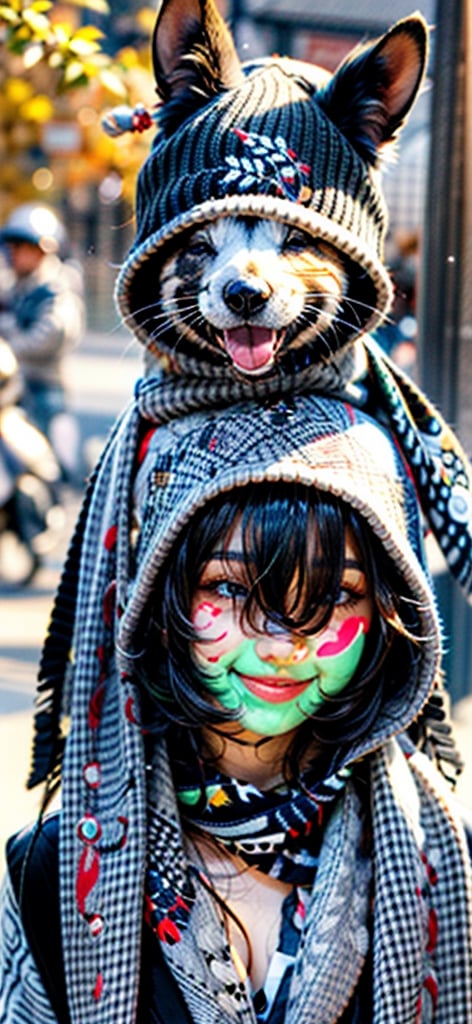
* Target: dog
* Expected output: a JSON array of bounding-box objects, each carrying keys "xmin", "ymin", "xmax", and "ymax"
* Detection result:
[{"xmin": 116, "ymin": 0, "xmax": 427, "ymax": 388}]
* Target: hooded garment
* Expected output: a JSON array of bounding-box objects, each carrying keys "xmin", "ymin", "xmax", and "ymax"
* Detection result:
[{"xmin": 13, "ymin": 388, "xmax": 471, "ymax": 1024}]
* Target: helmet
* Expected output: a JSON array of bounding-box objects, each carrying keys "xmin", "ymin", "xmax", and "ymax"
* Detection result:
[{"xmin": 0, "ymin": 203, "xmax": 67, "ymax": 255}]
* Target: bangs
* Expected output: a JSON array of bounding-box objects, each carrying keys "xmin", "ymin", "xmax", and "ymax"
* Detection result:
[{"xmin": 235, "ymin": 485, "xmax": 349, "ymax": 635}]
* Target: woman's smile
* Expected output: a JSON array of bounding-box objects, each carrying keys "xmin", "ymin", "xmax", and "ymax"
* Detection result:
[{"xmin": 236, "ymin": 673, "xmax": 315, "ymax": 704}]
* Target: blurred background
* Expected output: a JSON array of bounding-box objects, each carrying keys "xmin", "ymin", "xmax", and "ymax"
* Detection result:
[{"xmin": 1, "ymin": 0, "xmax": 472, "ymax": 851}]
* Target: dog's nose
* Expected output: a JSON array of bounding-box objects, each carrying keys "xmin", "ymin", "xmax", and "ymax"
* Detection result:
[{"xmin": 223, "ymin": 279, "xmax": 270, "ymax": 318}]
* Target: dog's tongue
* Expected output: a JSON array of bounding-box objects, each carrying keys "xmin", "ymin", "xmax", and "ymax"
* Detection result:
[{"xmin": 223, "ymin": 326, "xmax": 276, "ymax": 373}]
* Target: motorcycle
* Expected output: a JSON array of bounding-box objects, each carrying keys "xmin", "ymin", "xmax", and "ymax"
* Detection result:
[{"xmin": 0, "ymin": 340, "xmax": 65, "ymax": 585}]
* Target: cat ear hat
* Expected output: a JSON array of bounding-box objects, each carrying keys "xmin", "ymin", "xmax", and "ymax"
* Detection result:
[{"xmin": 105, "ymin": 0, "xmax": 472, "ymax": 601}]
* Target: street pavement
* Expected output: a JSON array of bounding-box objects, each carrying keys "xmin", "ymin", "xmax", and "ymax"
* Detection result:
[{"xmin": 1, "ymin": 330, "xmax": 471, "ymax": 873}]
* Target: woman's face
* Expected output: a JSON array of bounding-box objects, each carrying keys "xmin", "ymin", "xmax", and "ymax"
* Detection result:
[{"xmin": 190, "ymin": 518, "xmax": 374, "ymax": 738}]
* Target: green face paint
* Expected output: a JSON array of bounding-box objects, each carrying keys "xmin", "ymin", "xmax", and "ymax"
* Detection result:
[{"xmin": 198, "ymin": 615, "xmax": 369, "ymax": 736}]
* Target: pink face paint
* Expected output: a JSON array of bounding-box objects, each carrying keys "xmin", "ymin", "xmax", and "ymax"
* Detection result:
[
  {"xmin": 315, "ymin": 616, "xmax": 370, "ymax": 658},
  {"xmin": 192, "ymin": 601, "xmax": 228, "ymax": 643},
  {"xmin": 193, "ymin": 601, "xmax": 222, "ymax": 630}
]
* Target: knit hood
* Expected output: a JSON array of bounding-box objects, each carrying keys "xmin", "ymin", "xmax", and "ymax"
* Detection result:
[
  {"xmin": 122, "ymin": 392, "xmax": 440, "ymax": 755},
  {"xmin": 113, "ymin": 2, "xmax": 429, "ymax": 378}
]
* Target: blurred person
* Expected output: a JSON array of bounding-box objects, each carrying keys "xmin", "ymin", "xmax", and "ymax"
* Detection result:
[
  {"xmin": 0, "ymin": 203, "xmax": 85, "ymax": 484},
  {"xmin": 0, "ymin": 338, "xmax": 63, "ymax": 584}
]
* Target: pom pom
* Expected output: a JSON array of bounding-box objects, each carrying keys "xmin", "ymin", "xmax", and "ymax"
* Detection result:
[{"xmin": 102, "ymin": 103, "xmax": 154, "ymax": 138}]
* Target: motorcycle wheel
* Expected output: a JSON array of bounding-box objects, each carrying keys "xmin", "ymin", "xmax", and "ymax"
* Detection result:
[
  {"xmin": 0, "ymin": 473, "xmax": 65, "ymax": 586},
  {"xmin": 0, "ymin": 526, "xmax": 40, "ymax": 586}
]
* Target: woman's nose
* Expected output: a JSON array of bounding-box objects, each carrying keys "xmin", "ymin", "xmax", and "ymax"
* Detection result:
[{"xmin": 255, "ymin": 620, "xmax": 309, "ymax": 667}]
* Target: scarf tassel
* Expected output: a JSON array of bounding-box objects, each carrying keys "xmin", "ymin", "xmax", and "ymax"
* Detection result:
[{"xmin": 27, "ymin": 435, "xmax": 115, "ymax": 791}]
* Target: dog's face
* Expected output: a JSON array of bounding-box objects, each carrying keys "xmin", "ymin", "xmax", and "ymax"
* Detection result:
[{"xmin": 140, "ymin": 218, "xmax": 349, "ymax": 377}]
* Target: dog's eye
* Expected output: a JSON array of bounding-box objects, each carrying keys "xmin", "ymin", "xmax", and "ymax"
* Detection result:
[
  {"xmin": 283, "ymin": 228, "xmax": 311, "ymax": 253},
  {"xmin": 187, "ymin": 234, "xmax": 215, "ymax": 258}
]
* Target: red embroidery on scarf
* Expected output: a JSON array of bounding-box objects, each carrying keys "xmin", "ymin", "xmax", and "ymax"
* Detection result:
[
  {"xmin": 88, "ymin": 682, "xmax": 106, "ymax": 729},
  {"xmin": 83, "ymin": 761, "xmax": 102, "ymax": 789},
  {"xmin": 420, "ymin": 851, "xmax": 438, "ymax": 885},
  {"xmin": 157, "ymin": 916, "xmax": 182, "ymax": 944},
  {"xmin": 93, "ymin": 973, "xmax": 104, "ymax": 1001},
  {"xmin": 426, "ymin": 908, "xmax": 438, "ymax": 953},
  {"xmin": 76, "ymin": 846, "xmax": 100, "ymax": 916},
  {"xmin": 103, "ymin": 524, "xmax": 118, "ymax": 550},
  {"xmin": 138, "ymin": 426, "xmax": 156, "ymax": 464},
  {"xmin": 103, "ymin": 580, "xmax": 116, "ymax": 627},
  {"xmin": 125, "ymin": 696, "xmax": 139, "ymax": 724},
  {"xmin": 423, "ymin": 974, "xmax": 438, "ymax": 1007}
]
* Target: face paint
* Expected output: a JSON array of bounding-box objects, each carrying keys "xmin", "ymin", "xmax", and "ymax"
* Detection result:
[{"xmin": 196, "ymin": 615, "xmax": 370, "ymax": 736}]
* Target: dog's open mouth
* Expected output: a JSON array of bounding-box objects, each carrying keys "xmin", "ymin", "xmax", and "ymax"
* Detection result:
[{"xmin": 221, "ymin": 326, "xmax": 285, "ymax": 375}]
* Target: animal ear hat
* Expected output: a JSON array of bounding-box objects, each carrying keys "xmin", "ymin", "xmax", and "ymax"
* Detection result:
[{"xmin": 113, "ymin": 0, "xmax": 430, "ymax": 355}]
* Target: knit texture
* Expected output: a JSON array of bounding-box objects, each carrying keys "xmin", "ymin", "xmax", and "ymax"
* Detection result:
[{"xmin": 115, "ymin": 60, "xmax": 392, "ymax": 359}]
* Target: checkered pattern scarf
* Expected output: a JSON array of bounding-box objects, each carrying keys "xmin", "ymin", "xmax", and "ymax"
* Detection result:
[{"xmin": 28, "ymin": 373, "xmax": 472, "ymax": 1022}]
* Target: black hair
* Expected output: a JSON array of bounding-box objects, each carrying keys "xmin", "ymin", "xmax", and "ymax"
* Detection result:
[{"xmin": 137, "ymin": 482, "xmax": 422, "ymax": 776}]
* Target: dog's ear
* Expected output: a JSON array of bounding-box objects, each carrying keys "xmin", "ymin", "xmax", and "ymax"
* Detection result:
[
  {"xmin": 318, "ymin": 15, "xmax": 428, "ymax": 165},
  {"xmin": 152, "ymin": 0, "xmax": 243, "ymax": 129}
]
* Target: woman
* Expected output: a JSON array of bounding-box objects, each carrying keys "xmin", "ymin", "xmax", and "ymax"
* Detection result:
[{"xmin": 1, "ymin": 392, "xmax": 471, "ymax": 1022}]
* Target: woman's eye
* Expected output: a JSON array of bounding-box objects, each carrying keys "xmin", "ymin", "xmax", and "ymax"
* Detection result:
[
  {"xmin": 212, "ymin": 579, "xmax": 248, "ymax": 601},
  {"xmin": 335, "ymin": 586, "xmax": 366, "ymax": 608}
]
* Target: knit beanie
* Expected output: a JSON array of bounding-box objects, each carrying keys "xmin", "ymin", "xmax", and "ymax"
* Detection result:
[
  {"xmin": 112, "ymin": 7, "xmax": 431, "ymax": 368},
  {"xmin": 115, "ymin": 63, "xmax": 390, "ymax": 360}
]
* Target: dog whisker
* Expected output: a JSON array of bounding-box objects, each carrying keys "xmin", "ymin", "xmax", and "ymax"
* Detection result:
[
  {"xmin": 149, "ymin": 308, "xmax": 205, "ymax": 346},
  {"xmin": 119, "ymin": 300, "xmax": 164, "ymax": 327},
  {"xmin": 341, "ymin": 296, "xmax": 386, "ymax": 320},
  {"xmin": 127, "ymin": 218, "xmax": 394, "ymax": 378}
]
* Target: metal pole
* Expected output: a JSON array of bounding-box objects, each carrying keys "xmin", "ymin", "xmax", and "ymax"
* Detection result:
[{"xmin": 418, "ymin": 0, "xmax": 471, "ymax": 702}]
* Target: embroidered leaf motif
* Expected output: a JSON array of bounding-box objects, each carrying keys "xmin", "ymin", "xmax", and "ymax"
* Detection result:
[{"xmin": 220, "ymin": 129, "xmax": 312, "ymax": 202}]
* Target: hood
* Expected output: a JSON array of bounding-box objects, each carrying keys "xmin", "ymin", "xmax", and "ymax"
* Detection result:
[
  {"xmin": 28, "ymin": 386, "xmax": 446, "ymax": 1024},
  {"xmin": 120, "ymin": 392, "xmax": 441, "ymax": 761}
]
